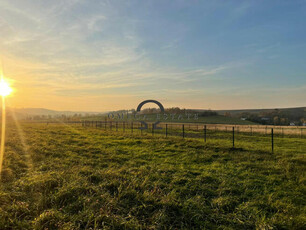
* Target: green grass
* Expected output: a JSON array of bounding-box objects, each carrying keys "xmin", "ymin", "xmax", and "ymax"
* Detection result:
[
  {"xmin": 0, "ymin": 123, "xmax": 305, "ymax": 229},
  {"xmin": 84, "ymin": 114, "xmax": 257, "ymax": 125}
]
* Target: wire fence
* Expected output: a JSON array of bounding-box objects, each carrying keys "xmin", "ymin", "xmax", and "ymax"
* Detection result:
[
  {"xmin": 67, "ymin": 120, "xmax": 306, "ymax": 154},
  {"xmin": 79, "ymin": 120, "xmax": 305, "ymax": 137}
]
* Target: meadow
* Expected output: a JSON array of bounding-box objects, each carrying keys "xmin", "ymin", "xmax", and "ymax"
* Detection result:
[
  {"xmin": 83, "ymin": 114, "xmax": 257, "ymax": 125},
  {"xmin": 0, "ymin": 123, "xmax": 305, "ymax": 229}
]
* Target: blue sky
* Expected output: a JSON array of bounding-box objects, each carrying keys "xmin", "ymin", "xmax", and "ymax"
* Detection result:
[{"xmin": 0, "ymin": 0, "xmax": 305, "ymax": 111}]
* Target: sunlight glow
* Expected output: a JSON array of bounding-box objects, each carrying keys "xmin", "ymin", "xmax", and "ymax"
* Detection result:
[
  {"xmin": 0, "ymin": 79, "xmax": 12, "ymax": 97},
  {"xmin": 0, "ymin": 73, "xmax": 13, "ymax": 179}
]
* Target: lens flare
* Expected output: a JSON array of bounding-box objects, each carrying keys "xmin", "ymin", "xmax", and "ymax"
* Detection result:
[
  {"xmin": 0, "ymin": 79, "xmax": 12, "ymax": 97},
  {"xmin": 0, "ymin": 77, "xmax": 12, "ymax": 179}
]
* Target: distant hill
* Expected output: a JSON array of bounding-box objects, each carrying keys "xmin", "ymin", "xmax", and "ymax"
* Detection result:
[
  {"xmin": 215, "ymin": 107, "xmax": 306, "ymax": 116},
  {"xmin": 3, "ymin": 106, "xmax": 305, "ymax": 125},
  {"xmin": 4, "ymin": 108, "xmax": 105, "ymax": 120},
  {"xmin": 213, "ymin": 107, "xmax": 305, "ymax": 125}
]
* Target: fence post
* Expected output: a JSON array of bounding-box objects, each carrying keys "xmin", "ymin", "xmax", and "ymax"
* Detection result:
[
  {"xmin": 204, "ymin": 125, "xmax": 207, "ymax": 143},
  {"xmin": 131, "ymin": 122, "xmax": 133, "ymax": 133},
  {"xmin": 232, "ymin": 127, "xmax": 235, "ymax": 148},
  {"xmin": 166, "ymin": 124, "xmax": 168, "ymax": 137},
  {"xmin": 271, "ymin": 128, "xmax": 274, "ymax": 153},
  {"xmin": 182, "ymin": 124, "xmax": 185, "ymax": 138},
  {"xmin": 152, "ymin": 123, "xmax": 154, "ymax": 136}
]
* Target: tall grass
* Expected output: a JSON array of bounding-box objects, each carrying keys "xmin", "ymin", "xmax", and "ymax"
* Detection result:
[{"xmin": 0, "ymin": 123, "xmax": 305, "ymax": 229}]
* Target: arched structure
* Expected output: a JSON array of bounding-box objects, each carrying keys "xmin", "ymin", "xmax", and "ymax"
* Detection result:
[{"xmin": 136, "ymin": 100, "xmax": 165, "ymax": 112}]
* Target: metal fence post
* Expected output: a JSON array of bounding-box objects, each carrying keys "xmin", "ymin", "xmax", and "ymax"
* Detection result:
[
  {"xmin": 232, "ymin": 127, "xmax": 235, "ymax": 148},
  {"xmin": 182, "ymin": 124, "xmax": 185, "ymax": 138},
  {"xmin": 141, "ymin": 123, "xmax": 143, "ymax": 135},
  {"xmin": 166, "ymin": 124, "xmax": 168, "ymax": 137},
  {"xmin": 271, "ymin": 128, "xmax": 274, "ymax": 153},
  {"xmin": 131, "ymin": 122, "xmax": 133, "ymax": 133},
  {"xmin": 204, "ymin": 125, "xmax": 207, "ymax": 143}
]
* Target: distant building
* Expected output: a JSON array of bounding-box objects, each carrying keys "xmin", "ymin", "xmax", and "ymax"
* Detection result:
[
  {"xmin": 241, "ymin": 118, "xmax": 247, "ymax": 121},
  {"xmin": 303, "ymin": 123, "xmax": 306, "ymax": 126},
  {"xmin": 261, "ymin": 118, "xmax": 270, "ymax": 121},
  {"xmin": 290, "ymin": 122, "xmax": 296, "ymax": 126}
]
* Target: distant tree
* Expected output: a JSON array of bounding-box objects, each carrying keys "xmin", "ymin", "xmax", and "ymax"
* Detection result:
[
  {"xmin": 198, "ymin": 110, "xmax": 217, "ymax": 117},
  {"xmin": 273, "ymin": 116, "xmax": 280, "ymax": 125},
  {"xmin": 280, "ymin": 118, "xmax": 288, "ymax": 125}
]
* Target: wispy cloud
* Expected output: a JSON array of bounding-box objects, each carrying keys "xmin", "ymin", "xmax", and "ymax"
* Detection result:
[{"xmin": 1, "ymin": 0, "xmax": 305, "ymax": 110}]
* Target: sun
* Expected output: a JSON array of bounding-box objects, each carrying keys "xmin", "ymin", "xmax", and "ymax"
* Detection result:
[{"xmin": 0, "ymin": 79, "xmax": 12, "ymax": 97}]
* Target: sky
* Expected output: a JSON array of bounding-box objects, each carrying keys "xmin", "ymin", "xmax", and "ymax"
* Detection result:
[{"xmin": 0, "ymin": 0, "xmax": 305, "ymax": 111}]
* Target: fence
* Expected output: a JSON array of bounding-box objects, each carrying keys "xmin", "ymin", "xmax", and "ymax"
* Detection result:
[{"xmin": 77, "ymin": 120, "xmax": 305, "ymax": 153}]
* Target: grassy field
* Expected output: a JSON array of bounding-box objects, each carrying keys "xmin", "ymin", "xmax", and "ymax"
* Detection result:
[
  {"xmin": 0, "ymin": 123, "xmax": 305, "ymax": 229},
  {"xmin": 82, "ymin": 121, "xmax": 306, "ymax": 138},
  {"xmin": 84, "ymin": 114, "xmax": 257, "ymax": 125}
]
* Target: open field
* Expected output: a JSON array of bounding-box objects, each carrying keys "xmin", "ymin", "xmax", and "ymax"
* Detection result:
[
  {"xmin": 81, "ymin": 121, "xmax": 306, "ymax": 138},
  {"xmin": 82, "ymin": 115, "xmax": 257, "ymax": 125},
  {"xmin": 0, "ymin": 123, "xmax": 305, "ymax": 229}
]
